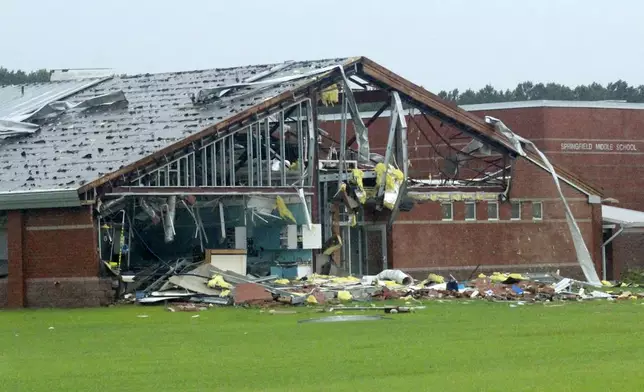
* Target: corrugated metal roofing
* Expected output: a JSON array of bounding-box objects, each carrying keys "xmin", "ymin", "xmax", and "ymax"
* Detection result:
[
  {"xmin": 0, "ymin": 79, "xmax": 105, "ymax": 121},
  {"xmin": 0, "ymin": 58, "xmax": 350, "ymax": 192}
]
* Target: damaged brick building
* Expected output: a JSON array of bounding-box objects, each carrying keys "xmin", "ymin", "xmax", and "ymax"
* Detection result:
[
  {"xmin": 461, "ymin": 101, "xmax": 644, "ymax": 279},
  {"xmin": 0, "ymin": 58, "xmax": 606, "ymax": 308}
]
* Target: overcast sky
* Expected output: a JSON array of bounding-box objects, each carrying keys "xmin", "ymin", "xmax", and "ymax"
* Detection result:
[{"xmin": 2, "ymin": 0, "xmax": 641, "ymax": 92}]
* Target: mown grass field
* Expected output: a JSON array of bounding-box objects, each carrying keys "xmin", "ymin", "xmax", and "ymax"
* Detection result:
[{"xmin": 1, "ymin": 300, "xmax": 644, "ymax": 391}]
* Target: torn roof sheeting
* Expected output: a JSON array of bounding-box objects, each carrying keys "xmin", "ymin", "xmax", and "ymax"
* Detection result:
[
  {"xmin": 0, "ymin": 58, "xmax": 349, "ymax": 192},
  {"xmin": 0, "ymin": 78, "xmax": 107, "ymax": 122}
]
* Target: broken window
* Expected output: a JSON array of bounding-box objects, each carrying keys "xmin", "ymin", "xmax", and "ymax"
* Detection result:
[
  {"xmin": 511, "ymin": 201, "xmax": 521, "ymax": 220},
  {"xmin": 441, "ymin": 203, "xmax": 453, "ymax": 221},
  {"xmin": 532, "ymin": 201, "xmax": 543, "ymax": 220},
  {"xmin": 487, "ymin": 201, "xmax": 499, "ymax": 220},
  {"xmin": 465, "ymin": 202, "xmax": 476, "ymax": 221}
]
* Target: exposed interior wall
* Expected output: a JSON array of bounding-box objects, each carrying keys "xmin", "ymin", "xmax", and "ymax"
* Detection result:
[
  {"xmin": 6, "ymin": 207, "xmax": 111, "ymax": 308},
  {"xmin": 113, "ymin": 197, "xmax": 315, "ymax": 275}
]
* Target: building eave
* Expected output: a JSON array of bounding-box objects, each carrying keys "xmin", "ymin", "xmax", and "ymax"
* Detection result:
[{"xmin": 0, "ymin": 188, "xmax": 81, "ymax": 210}]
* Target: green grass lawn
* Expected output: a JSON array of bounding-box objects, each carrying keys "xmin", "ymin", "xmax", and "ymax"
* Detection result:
[{"xmin": 2, "ymin": 300, "xmax": 644, "ymax": 391}]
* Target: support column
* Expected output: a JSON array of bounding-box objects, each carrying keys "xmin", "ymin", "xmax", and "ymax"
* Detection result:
[
  {"xmin": 7, "ymin": 210, "xmax": 25, "ymax": 308},
  {"xmin": 590, "ymin": 203, "xmax": 604, "ymax": 277}
]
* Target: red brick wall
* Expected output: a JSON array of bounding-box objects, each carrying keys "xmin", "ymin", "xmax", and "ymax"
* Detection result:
[
  {"xmin": 7, "ymin": 210, "xmax": 24, "ymax": 307},
  {"xmin": 469, "ymin": 106, "xmax": 644, "ymax": 276},
  {"xmin": 5, "ymin": 206, "xmax": 101, "ymax": 308},
  {"xmin": 470, "ymin": 107, "xmax": 644, "ymax": 211},
  {"xmin": 23, "ymin": 207, "xmax": 98, "ymax": 279},
  {"xmin": 321, "ymin": 109, "xmax": 601, "ymax": 276},
  {"xmin": 613, "ymin": 233, "xmax": 644, "ymax": 276},
  {"xmin": 319, "ymin": 115, "xmax": 500, "ymax": 180},
  {"xmin": 388, "ymin": 157, "xmax": 598, "ymax": 276}
]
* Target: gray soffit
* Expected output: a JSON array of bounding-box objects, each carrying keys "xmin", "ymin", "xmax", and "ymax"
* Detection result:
[
  {"xmin": 0, "ymin": 189, "xmax": 81, "ymax": 210},
  {"xmin": 0, "ymin": 58, "xmax": 350, "ymax": 193}
]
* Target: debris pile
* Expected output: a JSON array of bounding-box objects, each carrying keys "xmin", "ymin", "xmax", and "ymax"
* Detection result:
[{"xmin": 128, "ymin": 263, "xmax": 642, "ymax": 308}]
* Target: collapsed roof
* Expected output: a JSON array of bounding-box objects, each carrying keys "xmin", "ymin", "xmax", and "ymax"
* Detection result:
[{"xmin": 0, "ymin": 56, "xmax": 602, "ymax": 200}]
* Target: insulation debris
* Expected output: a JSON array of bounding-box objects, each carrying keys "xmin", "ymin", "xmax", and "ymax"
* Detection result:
[
  {"xmin": 375, "ymin": 163, "xmax": 404, "ymax": 210},
  {"xmin": 320, "ymin": 84, "xmax": 339, "ymax": 106},
  {"xmin": 131, "ymin": 260, "xmax": 616, "ymax": 310},
  {"xmin": 275, "ymin": 196, "xmax": 297, "ymax": 223}
]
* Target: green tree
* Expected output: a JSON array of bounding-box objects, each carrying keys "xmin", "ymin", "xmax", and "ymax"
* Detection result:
[
  {"xmin": 0, "ymin": 67, "xmax": 51, "ymax": 86},
  {"xmin": 439, "ymin": 80, "xmax": 644, "ymax": 104}
]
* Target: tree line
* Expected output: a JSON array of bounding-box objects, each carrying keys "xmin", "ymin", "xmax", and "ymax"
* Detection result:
[
  {"xmin": 0, "ymin": 67, "xmax": 51, "ymax": 86},
  {"xmin": 2, "ymin": 65, "xmax": 644, "ymax": 105},
  {"xmin": 438, "ymin": 80, "xmax": 644, "ymax": 104}
]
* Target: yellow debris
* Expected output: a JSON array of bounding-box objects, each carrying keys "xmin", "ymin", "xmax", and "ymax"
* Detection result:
[
  {"xmin": 630, "ymin": 296, "xmax": 638, "ymax": 300},
  {"xmin": 274, "ymin": 279, "xmax": 290, "ymax": 285},
  {"xmin": 337, "ymin": 291, "xmax": 353, "ymax": 301},
  {"xmin": 427, "ymin": 273, "xmax": 445, "ymax": 284},
  {"xmin": 351, "ymin": 169, "xmax": 367, "ymax": 204},
  {"xmin": 489, "ymin": 272, "xmax": 525, "ymax": 283},
  {"xmin": 108, "ymin": 261, "xmax": 118, "ymax": 269},
  {"xmin": 320, "ymin": 84, "xmax": 339, "ymax": 106},
  {"xmin": 382, "ymin": 280, "xmax": 399, "ymax": 288},
  {"xmin": 330, "ymin": 276, "xmax": 360, "ymax": 284},
  {"xmin": 601, "ymin": 280, "xmax": 613, "ymax": 287},
  {"xmin": 275, "ymin": 196, "xmax": 297, "ymax": 223},
  {"xmin": 375, "ymin": 163, "xmax": 405, "ymax": 209},
  {"xmin": 207, "ymin": 275, "xmax": 232, "ymax": 289},
  {"xmin": 306, "ymin": 295, "xmax": 318, "ymax": 305},
  {"xmin": 478, "ymin": 273, "xmax": 487, "ymax": 279},
  {"xmin": 350, "ymin": 214, "xmax": 357, "ymax": 227},
  {"xmin": 219, "ymin": 289, "xmax": 230, "ymax": 297},
  {"xmin": 490, "ymin": 272, "xmax": 506, "ymax": 283}
]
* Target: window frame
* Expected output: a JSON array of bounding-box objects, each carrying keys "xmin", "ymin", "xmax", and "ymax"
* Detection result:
[
  {"xmin": 510, "ymin": 201, "xmax": 522, "ymax": 221},
  {"xmin": 464, "ymin": 201, "xmax": 476, "ymax": 221},
  {"xmin": 532, "ymin": 201, "xmax": 543, "ymax": 221},
  {"xmin": 487, "ymin": 201, "xmax": 499, "ymax": 221},
  {"xmin": 441, "ymin": 202, "xmax": 454, "ymax": 221}
]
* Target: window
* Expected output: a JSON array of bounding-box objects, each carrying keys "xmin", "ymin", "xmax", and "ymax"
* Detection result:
[
  {"xmin": 532, "ymin": 202, "xmax": 543, "ymax": 220},
  {"xmin": 487, "ymin": 202, "xmax": 499, "ymax": 220},
  {"xmin": 511, "ymin": 201, "xmax": 521, "ymax": 220},
  {"xmin": 465, "ymin": 202, "xmax": 476, "ymax": 221},
  {"xmin": 441, "ymin": 203, "xmax": 453, "ymax": 221}
]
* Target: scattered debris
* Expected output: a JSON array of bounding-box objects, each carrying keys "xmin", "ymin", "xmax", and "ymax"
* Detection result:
[
  {"xmin": 234, "ymin": 282, "xmax": 274, "ymax": 305},
  {"xmin": 129, "ymin": 260, "xmax": 628, "ymax": 311}
]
